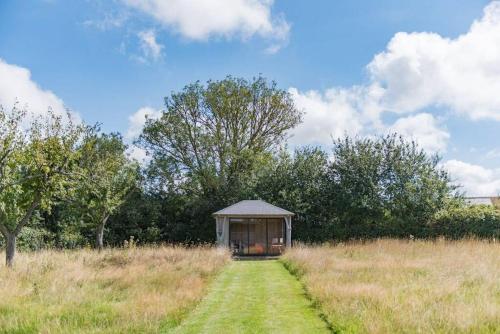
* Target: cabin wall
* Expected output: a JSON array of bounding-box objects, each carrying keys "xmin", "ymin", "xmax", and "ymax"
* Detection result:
[{"xmin": 216, "ymin": 216, "xmax": 292, "ymax": 253}]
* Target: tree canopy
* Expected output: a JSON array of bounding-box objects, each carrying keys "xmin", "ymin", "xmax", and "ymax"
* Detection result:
[
  {"xmin": 139, "ymin": 76, "xmax": 302, "ymax": 201},
  {"xmin": 1, "ymin": 76, "xmax": 497, "ymax": 262},
  {"xmin": 0, "ymin": 107, "xmax": 89, "ymax": 266}
]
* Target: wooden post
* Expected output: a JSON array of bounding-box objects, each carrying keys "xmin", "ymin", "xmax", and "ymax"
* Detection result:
[
  {"xmin": 215, "ymin": 216, "xmax": 230, "ymax": 247},
  {"xmin": 285, "ymin": 216, "xmax": 292, "ymax": 248},
  {"xmin": 216, "ymin": 217, "xmax": 223, "ymax": 246},
  {"xmin": 223, "ymin": 216, "xmax": 229, "ymax": 247}
]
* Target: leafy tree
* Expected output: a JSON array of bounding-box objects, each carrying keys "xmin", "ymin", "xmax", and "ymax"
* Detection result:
[
  {"xmin": 76, "ymin": 133, "xmax": 139, "ymax": 251},
  {"xmin": 431, "ymin": 202, "xmax": 500, "ymax": 238},
  {"xmin": 139, "ymin": 76, "xmax": 301, "ymax": 198},
  {"xmin": 138, "ymin": 76, "xmax": 302, "ymax": 241},
  {"xmin": 0, "ymin": 107, "xmax": 88, "ymax": 266},
  {"xmin": 105, "ymin": 189, "xmax": 163, "ymax": 246},
  {"xmin": 327, "ymin": 135, "xmax": 452, "ymax": 239},
  {"xmin": 254, "ymin": 147, "xmax": 332, "ymax": 241}
]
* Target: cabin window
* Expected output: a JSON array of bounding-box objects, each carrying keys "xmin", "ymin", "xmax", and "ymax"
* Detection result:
[{"xmin": 229, "ymin": 218, "xmax": 285, "ymax": 255}]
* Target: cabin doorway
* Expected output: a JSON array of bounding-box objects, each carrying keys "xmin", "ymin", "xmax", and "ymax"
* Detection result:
[{"xmin": 229, "ymin": 218, "xmax": 285, "ymax": 256}]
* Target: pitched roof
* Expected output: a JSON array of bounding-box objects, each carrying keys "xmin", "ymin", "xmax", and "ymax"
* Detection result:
[
  {"xmin": 213, "ymin": 200, "xmax": 294, "ymax": 217},
  {"xmin": 465, "ymin": 196, "xmax": 499, "ymax": 206}
]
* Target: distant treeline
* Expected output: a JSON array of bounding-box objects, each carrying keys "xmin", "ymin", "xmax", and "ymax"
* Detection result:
[{"xmin": 1, "ymin": 76, "xmax": 499, "ymax": 260}]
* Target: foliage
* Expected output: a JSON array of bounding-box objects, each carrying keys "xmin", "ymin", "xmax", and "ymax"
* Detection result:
[
  {"xmin": 0, "ymin": 106, "xmax": 90, "ymax": 265},
  {"xmin": 431, "ymin": 204, "xmax": 500, "ymax": 238},
  {"xmin": 71, "ymin": 133, "xmax": 139, "ymax": 248},
  {"xmin": 1, "ymin": 76, "xmax": 499, "ymax": 252},
  {"xmin": 326, "ymin": 134, "xmax": 452, "ymax": 239},
  {"xmin": 136, "ymin": 76, "xmax": 302, "ymax": 243},
  {"xmin": 254, "ymin": 147, "xmax": 333, "ymax": 242},
  {"xmin": 139, "ymin": 76, "xmax": 300, "ymax": 199}
]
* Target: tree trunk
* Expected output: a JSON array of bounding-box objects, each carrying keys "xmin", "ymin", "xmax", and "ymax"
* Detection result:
[
  {"xmin": 5, "ymin": 233, "xmax": 16, "ymax": 268},
  {"xmin": 95, "ymin": 215, "xmax": 109, "ymax": 252},
  {"xmin": 1, "ymin": 195, "xmax": 41, "ymax": 268}
]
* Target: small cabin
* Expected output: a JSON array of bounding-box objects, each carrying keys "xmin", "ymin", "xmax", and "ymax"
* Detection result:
[
  {"xmin": 213, "ymin": 200, "xmax": 294, "ymax": 256},
  {"xmin": 465, "ymin": 196, "xmax": 500, "ymax": 208}
]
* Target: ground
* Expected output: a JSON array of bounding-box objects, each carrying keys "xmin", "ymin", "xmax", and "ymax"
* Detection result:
[
  {"xmin": 0, "ymin": 247, "xmax": 230, "ymax": 334},
  {"xmin": 2, "ymin": 241, "xmax": 499, "ymax": 333},
  {"xmin": 172, "ymin": 260, "xmax": 330, "ymax": 334},
  {"xmin": 283, "ymin": 239, "xmax": 500, "ymax": 334}
]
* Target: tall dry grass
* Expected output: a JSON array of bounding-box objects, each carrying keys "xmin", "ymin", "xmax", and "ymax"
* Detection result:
[
  {"xmin": 0, "ymin": 245, "xmax": 230, "ymax": 333},
  {"xmin": 283, "ymin": 239, "xmax": 500, "ymax": 333}
]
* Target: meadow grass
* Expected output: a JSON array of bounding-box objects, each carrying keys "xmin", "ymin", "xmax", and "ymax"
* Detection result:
[
  {"xmin": 282, "ymin": 239, "xmax": 500, "ymax": 334},
  {"xmin": 0, "ymin": 246, "xmax": 230, "ymax": 334},
  {"xmin": 174, "ymin": 260, "xmax": 330, "ymax": 334}
]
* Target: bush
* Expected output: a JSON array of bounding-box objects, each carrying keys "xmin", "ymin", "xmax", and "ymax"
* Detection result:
[{"xmin": 431, "ymin": 205, "xmax": 500, "ymax": 239}]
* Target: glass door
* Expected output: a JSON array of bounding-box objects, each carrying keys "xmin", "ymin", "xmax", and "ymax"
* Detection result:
[
  {"xmin": 229, "ymin": 218, "xmax": 284, "ymax": 255},
  {"xmin": 267, "ymin": 218, "xmax": 285, "ymax": 255},
  {"xmin": 248, "ymin": 219, "xmax": 267, "ymax": 255},
  {"xmin": 229, "ymin": 221, "xmax": 248, "ymax": 255}
]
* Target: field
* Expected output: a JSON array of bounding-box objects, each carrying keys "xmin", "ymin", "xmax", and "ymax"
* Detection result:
[
  {"xmin": 0, "ymin": 246, "xmax": 230, "ymax": 334},
  {"xmin": 282, "ymin": 239, "xmax": 500, "ymax": 333},
  {"xmin": 1, "ymin": 240, "xmax": 499, "ymax": 334},
  {"xmin": 174, "ymin": 260, "xmax": 330, "ymax": 334}
]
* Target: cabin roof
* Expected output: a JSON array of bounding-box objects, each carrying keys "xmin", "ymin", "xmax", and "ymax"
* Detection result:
[
  {"xmin": 213, "ymin": 200, "xmax": 294, "ymax": 217},
  {"xmin": 464, "ymin": 196, "xmax": 499, "ymax": 206}
]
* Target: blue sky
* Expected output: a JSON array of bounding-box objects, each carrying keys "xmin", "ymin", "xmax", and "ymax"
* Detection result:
[{"xmin": 1, "ymin": 0, "xmax": 499, "ymax": 195}]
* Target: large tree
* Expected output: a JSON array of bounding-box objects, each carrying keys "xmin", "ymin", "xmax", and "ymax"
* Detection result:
[
  {"xmin": 138, "ymin": 76, "xmax": 302, "ymax": 241},
  {"xmin": 254, "ymin": 147, "xmax": 332, "ymax": 241},
  {"xmin": 76, "ymin": 133, "xmax": 139, "ymax": 251},
  {"xmin": 139, "ymin": 76, "xmax": 302, "ymax": 201},
  {"xmin": 0, "ymin": 107, "xmax": 88, "ymax": 266},
  {"xmin": 327, "ymin": 134, "xmax": 452, "ymax": 238}
]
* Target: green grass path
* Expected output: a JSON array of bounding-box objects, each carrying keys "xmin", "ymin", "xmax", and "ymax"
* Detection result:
[{"xmin": 171, "ymin": 260, "xmax": 330, "ymax": 334}]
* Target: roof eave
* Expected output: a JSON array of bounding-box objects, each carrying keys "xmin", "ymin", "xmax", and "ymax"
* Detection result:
[{"xmin": 212, "ymin": 213, "xmax": 295, "ymax": 217}]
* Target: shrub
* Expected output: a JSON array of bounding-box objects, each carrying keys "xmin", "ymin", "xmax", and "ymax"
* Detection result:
[{"xmin": 431, "ymin": 205, "xmax": 500, "ymax": 239}]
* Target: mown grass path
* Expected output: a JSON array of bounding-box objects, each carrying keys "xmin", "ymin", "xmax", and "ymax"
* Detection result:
[{"xmin": 171, "ymin": 260, "xmax": 330, "ymax": 334}]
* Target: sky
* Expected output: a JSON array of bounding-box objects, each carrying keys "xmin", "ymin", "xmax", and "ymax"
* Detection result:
[{"xmin": 1, "ymin": 0, "xmax": 499, "ymax": 196}]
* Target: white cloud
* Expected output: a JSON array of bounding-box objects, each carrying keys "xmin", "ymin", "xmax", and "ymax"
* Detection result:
[
  {"xmin": 288, "ymin": 85, "xmax": 384, "ymax": 147},
  {"xmin": 137, "ymin": 30, "xmax": 164, "ymax": 62},
  {"xmin": 442, "ymin": 160, "xmax": 500, "ymax": 196},
  {"xmin": 125, "ymin": 106, "xmax": 162, "ymax": 163},
  {"xmin": 486, "ymin": 148, "xmax": 500, "ymax": 159},
  {"xmin": 289, "ymin": 88, "xmax": 449, "ymax": 153},
  {"xmin": 122, "ymin": 0, "xmax": 289, "ymax": 48},
  {"xmin": 83, "ymin": 12, "xmax": 129, "ymax": 31},
  {"xmin": 369, "ymin": 1, "xmax": 500, "ymax": 120},
  {"xmin": 387, "ymin": 113, "xmax": 449, "ymax": 153},
  {"xmin": 126, "ymin": 145, "xmax": 150, "ymax": 163},
  {"xmin": 287, "ymin": 2, "xmax": 500, "ymax": 152},
  {"xmin": 126, "ymin": 106, "xmax": 162, "ymax": 140},
  {"xmin": 0, "ymin": 58, "xmax": 67, "ymax": 116}
]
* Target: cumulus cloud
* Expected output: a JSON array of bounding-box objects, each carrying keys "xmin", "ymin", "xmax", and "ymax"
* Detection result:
[
  {"xmin": 137, "ymin": 30, "xmax": 164, "ymax": 62},
  {"xmin": 121, "ymin": 0, "xmax": 289, "ymax": 49},
  {"xmin": 369, "ymin": 1, "xmax": 500, "ymax": 120},
  {"xmin": 386, "ymin": 113, "xmax": 450, "ymax": 153},
  {"xmin": 0, "ymin": 58, "xmax": 68, "ymax": 117},
  {"xmin": 288, "ymin": 1, "xmax": 500, "ymax": 152},
  {"xmin": 288, "ymin": 85, "xmax": 384, "ymax": 147},
  {"xmin": 289, "ymin": 88, "xmax": 449, "ymax": 153},
  {"xmin": 442, "ymin": 160, "xmax": 500, "ymax": 196},
  {"xmin": 126, "ymin": 106, "xmax": 162, "ymax": 140},
  {"xmin": 125, "ymin": 106, "xmax": 162, "ymax": 163}
]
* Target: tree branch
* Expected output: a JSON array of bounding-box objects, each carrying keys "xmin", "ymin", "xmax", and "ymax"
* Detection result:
[
  {"xmin": 13, "ymin": 193, "xmax": 42, "ymax": 236},
  {"xmin": 0, "ymin": 222, "xmax": 8, "ymax": 238}
]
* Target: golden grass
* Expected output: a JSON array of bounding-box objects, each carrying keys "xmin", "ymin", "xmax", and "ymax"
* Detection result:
[
  {"xmin": 282, "ymin": 239, "xmax": 500, "ymax": 334},
  {"xmin": 0, "ymin": 246, "xmax": 230, "ymax": 333}
]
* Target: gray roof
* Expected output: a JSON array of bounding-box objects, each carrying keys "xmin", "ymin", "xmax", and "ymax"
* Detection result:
[
  {"xmin": 465, "ymin": 197, "xmax": 497, "ymax": 206},
  {"xmin": 213, "ymin": 200, "xmax": 294, "ymax": 217}
]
